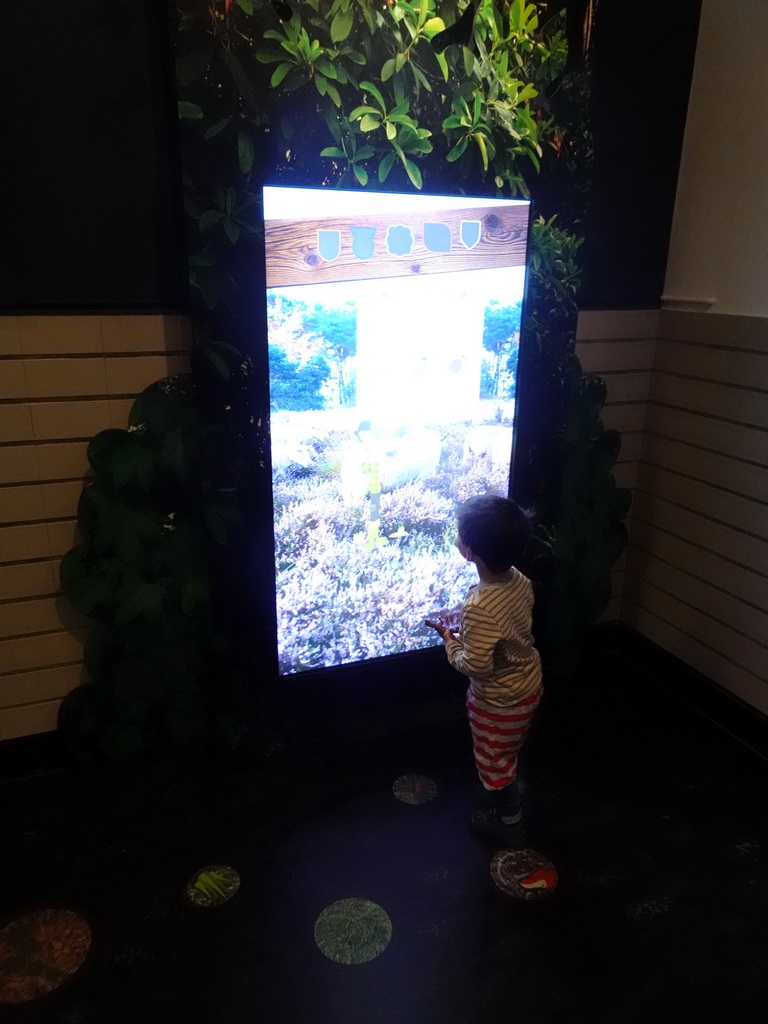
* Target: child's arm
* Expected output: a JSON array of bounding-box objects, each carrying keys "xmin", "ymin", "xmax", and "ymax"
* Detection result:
[{"xmin": 441, "ymin": 604, "xmax": 499, "ymax": 680}]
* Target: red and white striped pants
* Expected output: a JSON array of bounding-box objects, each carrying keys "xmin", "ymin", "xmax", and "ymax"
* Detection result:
[{"xmin": 466, "ymin": 683, "xmax": 543, "ymax": 790}]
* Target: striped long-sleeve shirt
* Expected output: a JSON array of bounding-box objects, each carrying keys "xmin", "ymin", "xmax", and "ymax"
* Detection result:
[{"xmin": 444, "ymin": 568, "xmax": 541, "ymax": 706}]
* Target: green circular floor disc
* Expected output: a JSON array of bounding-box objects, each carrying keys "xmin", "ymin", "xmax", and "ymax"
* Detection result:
[
  {"xmin": 314, "ymin": 899, "xmax": 392, "ymax": 964},
  {"xmin": 186, "ymin": 865, "xmax": 241, "ymax": 908}
]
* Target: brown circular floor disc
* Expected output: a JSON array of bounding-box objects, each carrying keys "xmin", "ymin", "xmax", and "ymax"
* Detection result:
[
  {"xmin": 0, "ymin": 908, "xmax": 92, "ymax": 1005},
  {"xmin": 490, "ymin": 849, "xmax": 559, "ymax": 900}
]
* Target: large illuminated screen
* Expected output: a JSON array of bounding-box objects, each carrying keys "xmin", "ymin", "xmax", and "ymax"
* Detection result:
[{"xmin": 264, "ymin": 186, "xmax": 530, "ymax": 675}]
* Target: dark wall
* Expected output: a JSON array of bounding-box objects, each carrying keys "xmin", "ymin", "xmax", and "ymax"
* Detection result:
[
  {"xmin": 0, "ymin": 0, "xmax": 187, "ymax": 311},
  {"xmin": 579, "ymin": 0, "xmax": 703, "ymax": 309}
]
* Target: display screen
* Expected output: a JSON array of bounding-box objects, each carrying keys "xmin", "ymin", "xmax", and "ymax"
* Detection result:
[{"xmin": 263, "ymin": 186, "xmax": 530, "ymax": 675}]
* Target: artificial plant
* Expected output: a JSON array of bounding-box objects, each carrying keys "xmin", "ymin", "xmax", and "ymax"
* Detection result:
[{"xmin": 58, "ymin": 376, "xmax": 245, "ymax": 760}]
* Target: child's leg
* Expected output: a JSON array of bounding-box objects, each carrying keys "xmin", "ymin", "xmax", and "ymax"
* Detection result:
[{"xmin": 466, "ymin": 685, "xmax": 542, "ymax": 835}]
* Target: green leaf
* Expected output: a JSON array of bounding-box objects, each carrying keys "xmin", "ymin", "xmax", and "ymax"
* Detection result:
[
  {"xmin": 381, "ymin": 58, "xmax": 395, "ymax": 81},
  {"xmin": 199, "ymin": 210, "xmax": 222, "ymax": 234},
  {"xmin": 395, "ymin": 51, "xmax": 407, "ymax": 71},
  {"xmin": 223, "ymin": 220, "xmax": 241, "ymax": 245},
  {"xmin": 349, "ymin": 104, "xmax": 380, "ymax": 118},
  {"xmin": 238, "ymin": 129, "xmax": 254, "ymax": 174},
  {"xmin": 385, "ymin": 120, "xmax": 397, "ymax": 140},
  {"xmin": 204, "ymin": 116, "xmax": 232, "ymax": 140},
  {"xmin": 378, "ymin": 152, "xmax": 396, "ymax": 182},
  {"xmin": 110, "ymin": 441, "xmax": 156, "ymax": 491},
  {"xmin": 463, "ymin": 45, "xmax": 475, "ymax": 76},
  {"xmin": 476, "ymin": 131, "xmax": 489, "ymax": 170},
  {"xmin": 331, "ymin": 8, "xmax": 354, "ymax": 41},
  {"xmin": 234, "ymin": 0, "xmax": 254, "ymax": 11},
  {"xmin": 360, "ymin": 80, "xmax": 386, "ymax": 109},
  {"xmin": 315, "ymin": 72, "xmax": 328, "ymax": 96},
  {"xmin": 446, "ymin": 136, "xmax": 469, "ymax": 161},
  {"xmin": 423, "ymin": 17, "xmax": 445, "ymax": 37},
  {"xmin": 353, "ymin": 164, "xmax": 369, "ymax": 186},
  {"xmin": 178, "ymin": 101, "xmax": 203, "ymax": 121},
  {"xmin": 271, "ymin": 62, "xmax": 294, "ymax": 86},
  {"xmin": 326, "ymin": 81, "xmax": 341, "ymax": 106},
  {"xmin": 354, "ymin": 144, "xmax": 375, "ymax": 159},
  {"xmin": 320, "ymin": 146, "xmax": 346, "ymax": 157},
  {"xmin": 115, "ymin": 580, "xmax": 166, "ymax": 625},
  {"xmin": 360, "ymin": 113, "xmax": 379, "ymax": 131},
  {"xmin": 403, "ymin": 157, "xmax": 422, "ymax": 189}
]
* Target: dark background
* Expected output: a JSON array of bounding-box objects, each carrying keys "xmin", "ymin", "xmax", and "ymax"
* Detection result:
[{"xmin": 0, "ymin": 0, "xmax": 701, "ymax": 312}]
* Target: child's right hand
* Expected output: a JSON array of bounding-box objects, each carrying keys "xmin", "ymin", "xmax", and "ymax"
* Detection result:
[
  {"xmin": 425, "ymin": 617, "xmax": 459, "ymax": 642},
  {"xmin": 435, "ymin": 606, "xmax": 461, "ymax": 630}
]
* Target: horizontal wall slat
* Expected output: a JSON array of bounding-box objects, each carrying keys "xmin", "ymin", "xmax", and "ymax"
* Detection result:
[
  {"xmin": 100, "ymin": 314, "xmax": 191, "ymax": 354},
  {"xmin": 577, "ymin": 309, "xmax": 660, "ymax": 341},
  {"xmin": 17, "ymin": 316, "xmax": 103, "ymax": 355},
  {"xmin": 577, "ymin": 338, "xmax": 656, "ymax": 374},
  {"xmin": 0, "ymin": 314, "xmax": 192, "ymax": 357},
  {"xmin": 600, "ymin": 371, "xmax": 652, "ymax": 404},
  {"xmin": 625, "ymin": 549, "xmax": 768, "ymax": 651},
  {"xmin": 645, "ymin": 402, "xmax": 768, "ymax": 466},
  {"xmin": 616, "ymin": 432, "xmax": 644, "ymax": 464},
  {"xmin": 0, "ymin": 629, "xmax": 87, "ymax": 675},
  {"xmin": 642, "ymin": 435, "xmax": 768, "ymax": 504},
  {"xmin": 104, "ymin": 354, "xmax": 188, "ymax": 396},
  {"xmin": 658, "ymin": 310, "xmax": 768, "ymax": 351},
  {"xmin": 0, "ymin": 404, "xmax": 35, "ymax": 443},
  {"xmin": 655, "ymin": 339, "xmax": 768, "ymax": 390},
  {"xmin": 622, "ymin": 600, "xmax": 768, "ymax": 717},
  {"xmin": 631, "ymin": 491, "xmax": 768, "ymax": 574},
  {"xmin": 650, "ymin": 373, "xmax": 768, "ymax": 431},
  {"xmin": 601, "ymin": 404, "xmax": 649, "ymax": 434},
  {"xmin": 0, "ymin": 559, "xmax": 60, "ymax": 601},
  {"xmin": 636, "ymin": 464, "xmax": 768, "ymax": 540},
  {"xmin": 0, "ymin": 700, "xmax": 62, "ymax": 740},
  {"xmin": 0, "ymin": 442, "xmax": 89, "ymax": 486},
  {"xmin": 623, "ymin": 573, "xmax": 768, "ymax": 682},
  {"xmin": 0, "ymin": 481, "xmax": 85, "ymax": 526},
  {"xmin": 0, "ymin": 361, "xmax": 28, "ymax": 401},
  {"xmin": 0, "ymin": 319, "xmax": 22, "ymax": 357},
  {"xmin": 628, "ymin": 518, "xmax": 768, "ymax": 610},
  {"xmin": 0, "ymin": 663, "xmax": 81, "ymax": 708},
  {"xmin": 0, "ymin": 597, "xmax": 89, "ymax": 640},
  {"xmin": 24, "ymin": 358, "xmax": 108, "ymax": 399}
]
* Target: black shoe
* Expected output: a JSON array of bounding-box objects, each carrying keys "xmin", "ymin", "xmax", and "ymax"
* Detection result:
[{"xmin": 470, "ymin": 808, "xmax": 527, "ymax": 848}]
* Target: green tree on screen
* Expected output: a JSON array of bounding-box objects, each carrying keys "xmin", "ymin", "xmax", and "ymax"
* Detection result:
[
  {"xmin": 482, "ymin": 300, "xmax": 522, "ymax": 398},
  {"xmin": 269, "ymin": 344, "xmax": 330, "ymax": 411}
]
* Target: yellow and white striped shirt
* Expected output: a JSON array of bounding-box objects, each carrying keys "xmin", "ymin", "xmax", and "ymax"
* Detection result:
[{"xmin": 444, "ymin": 568, "xmax": 541, "ymax": 706}]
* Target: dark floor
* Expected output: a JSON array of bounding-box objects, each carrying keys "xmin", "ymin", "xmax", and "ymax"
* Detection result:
[{"xmin": 2, "ymin": 649, "xmax": 768, "ymax": 1023}]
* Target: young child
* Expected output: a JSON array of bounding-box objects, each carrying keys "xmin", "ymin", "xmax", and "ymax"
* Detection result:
[{"xmin": 426, "ymin": 494, "xmax": 542, "ymax": 846}]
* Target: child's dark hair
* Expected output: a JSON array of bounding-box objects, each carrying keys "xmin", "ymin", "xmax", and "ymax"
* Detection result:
[{"xmin": 456, "ymin": 494, "xmax": 533, "ymax": 572}]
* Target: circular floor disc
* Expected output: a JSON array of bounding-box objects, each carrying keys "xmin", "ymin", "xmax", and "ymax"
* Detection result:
[
  {"xmin": 186, "ymin": 865, "xmax": 241, "ymax": 908},
  {"xmin": 0, "ymin": 909, "xmax": 92, "ymax": 1005},
  {"xmin": 490, "ymin": 849, "xmax": 558, "ymax": 900},
  {"xmin": 392, "ymin": 774, "xmax": 437, "ymax": 805},
  {"xmin": 314, "ymin": 898, "xmax": 392, "ymax": 964}
]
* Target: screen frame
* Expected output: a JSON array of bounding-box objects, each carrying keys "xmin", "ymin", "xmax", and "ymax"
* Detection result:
[{"xmin": 257, "ymin": 183, "xmax": 536, "ymax": 684}]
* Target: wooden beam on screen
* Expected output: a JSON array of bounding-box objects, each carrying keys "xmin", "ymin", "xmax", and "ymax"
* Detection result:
[{"xmin": 264, "ymin": 204, "xmax": 529, "ymax": 288}]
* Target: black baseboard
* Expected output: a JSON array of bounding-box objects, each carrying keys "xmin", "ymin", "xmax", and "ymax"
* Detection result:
[{"xmin": 604, "ymin": 621, "xmax": 768, "ymax": 762}]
